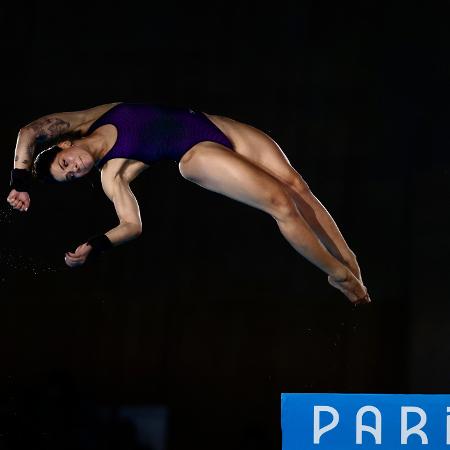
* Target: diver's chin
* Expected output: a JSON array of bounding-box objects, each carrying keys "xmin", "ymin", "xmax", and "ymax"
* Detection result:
[
  {"xmin": 80, "ymin": 155, "xmax": 94, "ymax": 172},
  {"xmin": 86, "ymin": 160, "xmax": 95, "ymax": 172}
]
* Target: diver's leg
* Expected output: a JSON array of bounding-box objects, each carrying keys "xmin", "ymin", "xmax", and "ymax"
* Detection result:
[
  {"xmin": 214, "ymin": 118, "xmax": 363, "ymax": 281},
  {"xmin": 179, "ymin": 142, "xmax": 368, "ymax": 304}
]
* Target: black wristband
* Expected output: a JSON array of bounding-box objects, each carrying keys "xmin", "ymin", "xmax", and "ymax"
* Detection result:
[
  {"xmin": 87, "ymin": 234, "xmax": 113, "ymax": 257},
  {"xmin": 10, "ymin": 168, "xmax": 32, "ymax": 192}
]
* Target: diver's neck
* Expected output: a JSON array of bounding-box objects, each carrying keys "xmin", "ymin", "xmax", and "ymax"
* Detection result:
[{"xmin": 75, "ymin": 134, "xmax": 108, "ymax": 161}]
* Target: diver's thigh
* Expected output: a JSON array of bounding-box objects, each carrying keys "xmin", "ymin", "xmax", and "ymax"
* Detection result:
[
  {"xmin": 178, "ymin": 142, "xmax": 295, "ymax": 215},
  {"xmin": 208, "ymin": 114, "xmax": 301, "ymax": 185}
]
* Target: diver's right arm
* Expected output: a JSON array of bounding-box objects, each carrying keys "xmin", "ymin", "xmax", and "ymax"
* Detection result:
[
  {"xmin": 8, "ymin": 115, "xmax": 77, "ymax": 212},
  {"xmin": 15, "ymin": 115, "xmax": 75, "ymax": 168},
  {"xmin": 14, "ymin": 127, "xmax": 39, "ymax": 170},
  {"xmin": 7, "ymin": 127, "xmax": 38, "ymax": 211},
  {"xmin": 7, "ymin": 102, "xmax": 122, "ymax": 212},
  {"xmin": 13, "ymin": 103, "xmax": 123, "ymax": 170},
  {"xmin": 8, "ymin": 116, "xmax": 76, "ymax": 211}
]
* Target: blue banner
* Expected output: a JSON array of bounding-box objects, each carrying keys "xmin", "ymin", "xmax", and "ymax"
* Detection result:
[{"xmin": 282, "ymin": 393, "xmax": 450, "ymax": 449}]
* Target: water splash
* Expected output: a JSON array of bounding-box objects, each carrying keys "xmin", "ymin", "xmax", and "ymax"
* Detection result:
[
  {"xmin": 0, "ymin": 206, "xmax": 15, "ymax": 224},
  {"xmin": 0, "ymin": 204, "xmax": 62, "ymax": 278},
  {"xmin": 0, "ymin": 247, "xmax": 60, "ymax": 279}
]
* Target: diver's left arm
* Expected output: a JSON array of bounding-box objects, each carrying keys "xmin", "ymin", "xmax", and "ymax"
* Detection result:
[
  {"xmin": 64, "ymin": 174, "xmax": 142, "ymax": 268},
  {"xmin": 102, "ymin": 175, "xmax": 143, "ymax": 244}
]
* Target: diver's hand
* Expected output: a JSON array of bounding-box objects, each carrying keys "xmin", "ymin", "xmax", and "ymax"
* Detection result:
[
  {"xmin": 7, "ymin": 189, "xmax": 30, "ymax": 212},
  {"xmin": 64, "ymin": 243, "xmax": 93, "ymax": 268}
]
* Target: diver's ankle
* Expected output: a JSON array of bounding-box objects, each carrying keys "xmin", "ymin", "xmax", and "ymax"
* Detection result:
[{"xmin": 329, "ymin": 265, "xmax": 351, "ymax": 282}]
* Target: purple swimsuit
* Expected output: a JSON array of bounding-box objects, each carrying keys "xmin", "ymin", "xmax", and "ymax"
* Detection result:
[{"xmin": 86, "ymin": 102, "xmax": 234, "ymax": 168}]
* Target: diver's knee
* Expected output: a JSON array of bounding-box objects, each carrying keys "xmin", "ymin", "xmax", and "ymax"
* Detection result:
[
  {"xmin": 285, "ymin": 174, "xmax": 311, "ymax": 196},
  {"xmin": 178, "ymin": 147, "xmax": 207, "ymax": 181},
  {"xmin": 266, "ymin": 189, "xmax": 298, "ymax": 221}
]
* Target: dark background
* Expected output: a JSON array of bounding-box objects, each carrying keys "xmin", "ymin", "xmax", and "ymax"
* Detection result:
[{"xmin": 0, "ymin": 1, "xmax": 449, "ymax": 449}]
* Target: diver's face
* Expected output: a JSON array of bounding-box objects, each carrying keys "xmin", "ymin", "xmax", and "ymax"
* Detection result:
[{"xmin": 50, "ymin": 144, "xmax": 94, "ymax": 182}]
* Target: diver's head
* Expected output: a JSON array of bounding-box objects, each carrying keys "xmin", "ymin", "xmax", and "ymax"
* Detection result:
[{"xmin": 33, "ymin": 140, "xmax": 95, "ymax": 183}]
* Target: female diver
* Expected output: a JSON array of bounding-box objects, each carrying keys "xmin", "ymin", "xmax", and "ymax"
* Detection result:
[{"xmin": 7, "ymin": 102, "xmax": 370, "ymax": 304}]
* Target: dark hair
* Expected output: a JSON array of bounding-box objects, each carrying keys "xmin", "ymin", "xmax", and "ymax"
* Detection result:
[
  {"xmin": 32, "ymin": 130, "xmax": 83, "ymax": 184},
  {"xmin": 32, "ymin": 145, "xmax": 63, "ymax": 183}
]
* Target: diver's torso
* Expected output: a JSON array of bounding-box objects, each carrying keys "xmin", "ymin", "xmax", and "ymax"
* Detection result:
[{"xmin": 84, "ymin": 106, "xmax": 233, "ymax": 181}]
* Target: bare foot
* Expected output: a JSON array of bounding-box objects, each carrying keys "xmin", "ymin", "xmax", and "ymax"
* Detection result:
[{"xmin": 328, "ymin": 268, "xmax": 371, "ymax": 305}]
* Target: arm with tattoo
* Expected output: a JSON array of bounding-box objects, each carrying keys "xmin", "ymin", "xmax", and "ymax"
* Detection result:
[
  {"xmin": 8, "ymin": 103, "xmax": 120, "ymax": 212},
  {"xmin": 7, "ymin": 115, "xmax": 73, "ymax": 212},
  {"xmin": 13, "ymin": 116, "xmax": 71, "ymax": 170},
  {"xmin": 13, "ymin": 102, "xmax": 122, "ymax": 169}
]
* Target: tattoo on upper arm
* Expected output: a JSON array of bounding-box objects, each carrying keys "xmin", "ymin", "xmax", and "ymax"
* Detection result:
[{"xmin": 28, "ymin": 117, "xmax": 71, "ymax": 144}]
